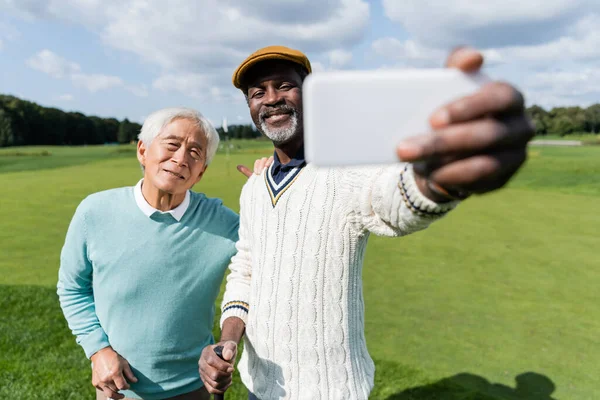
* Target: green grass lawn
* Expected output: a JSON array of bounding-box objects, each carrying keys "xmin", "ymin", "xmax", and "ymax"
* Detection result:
[{"xmin": 1, "ymin": 143, "xmax": 598, "ymax": 399}]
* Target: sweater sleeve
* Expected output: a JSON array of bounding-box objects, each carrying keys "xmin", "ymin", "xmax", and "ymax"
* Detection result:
[
  {"xmin": 220, "ymin": 179, "xmax": 254, "ymax": 328},
  {"xmin": 340, "ymin": 163, "xmax": 459, "ymax": 237},
  {"xmin": 57, "ymin": 200, "xmax": 110, "ymax": 359}
]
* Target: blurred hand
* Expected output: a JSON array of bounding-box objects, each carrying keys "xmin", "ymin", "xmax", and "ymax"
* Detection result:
[
  {"xmin": 397, "ymin": 47, "xmax": 535, "ymax": 202},
  {"xmin": 91, "ymin": 346, "xmax": 138, "ymax": 400},
  {"xmin": 237, "ymin": 156, "xmax": 274, "ymax": 178},
  {"xmin": 198, "ymin": 340, "xmax": 238, "ymax": 394}
]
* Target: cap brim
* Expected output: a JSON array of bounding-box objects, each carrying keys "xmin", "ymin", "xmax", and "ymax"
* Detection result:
[{"xmin": 233, "ymin": 52, "xmax": 310, "ymax": 89}]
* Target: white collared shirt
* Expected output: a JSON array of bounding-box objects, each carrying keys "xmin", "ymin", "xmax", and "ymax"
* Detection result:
[{"xmin": 133, "ymin": 179, "xmax": 190, "ymax": 221}]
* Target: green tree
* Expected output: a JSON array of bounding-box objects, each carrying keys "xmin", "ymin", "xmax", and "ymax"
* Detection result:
[
  {"xmin": 551, "ymin": 115, "xmax": 577, "ymax": 136},
  {"xmin": 0, "ymin": 108, "xmax": 15, "ymax": 147},
  {"xmin": 40, "ymin": 107, "xmax": 67, "ymax": 145},
  {"xmin": 117, "ymin": 119, "xmax": 140, "ymax": 144},
  {"xmin": 584, "ymin": 104, "xmax": 600, "ymax": 133},
  {"xmin": 65, "ymin": 112, "xmax": 96, "ymax": 145},
  {"xmin": 527, "ymin": 105, "xmax": 549, "ymax": 136},
  {"xmin": 103, "ymin": 118, "xmax": 120, "ymax": 143},
  {"xmin": 89, "ymin": 116, "xmax": 107, "ymax": 144},
  {"xmin": 128, "ymin": 121, "xmax": 142, "ymax": 142},
  {"xmin": 118, "ymin": 119, "xmax": 131, "ymax": 144}
]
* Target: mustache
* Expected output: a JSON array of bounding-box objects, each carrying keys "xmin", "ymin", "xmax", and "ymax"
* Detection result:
[{"xmin": 259, "ymin": 105, "xmax": 297, "ymax": 121}]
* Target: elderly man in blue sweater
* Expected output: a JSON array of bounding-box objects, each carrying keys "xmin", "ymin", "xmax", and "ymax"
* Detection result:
[{"xmin": 57, "ymin": 107, "xmax": 269, "ymax": 400}]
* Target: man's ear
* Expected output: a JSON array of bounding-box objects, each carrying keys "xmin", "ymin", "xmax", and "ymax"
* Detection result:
[
  {"xmin": 137, "ymin": 140, "xmax": 146, "ymax": 167},
  {"xmin": 194, "ymin": 165, "xmax": 208, "ymax": 185}
]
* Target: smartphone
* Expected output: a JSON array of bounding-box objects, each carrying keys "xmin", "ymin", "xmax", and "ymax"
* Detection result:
[{"xmin": 302, "ymin": 69, "xmax": 490, "ymax": 166}]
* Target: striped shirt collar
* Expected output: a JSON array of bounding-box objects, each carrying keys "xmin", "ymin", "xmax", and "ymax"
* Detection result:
[
  {"xmin": 265, "ymin": 148, "xmax": 306, "ymax": 207},
  {"xmin": 271, "ymin": 147, "xmax": 306, "ymax": 175},
  {"xmin": 133, "ymin": 179, "xmax": 190, "ymax": 221}
]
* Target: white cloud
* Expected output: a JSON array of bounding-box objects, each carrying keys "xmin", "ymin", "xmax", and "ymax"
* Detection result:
[
  {"xmin": 381, "ymin": 0, "xmax": 599, "ymax": 48},
  {"xmin": 327, "ymin": 49, "xmax": 353, "ymax": 69},
  {"xmin": 104, "ymin": 0, "xmax": 369, "ymax": 71},
  {"xmin": 8, "ymin": 1, "xmax": 372, "ymax": 108},
  {"xmin": 152, "ymin": 73, "xmax": 213, "ymax": 98},
  {"xmin": 26, "ymin": 49, "xmax": 148, "ymax": 95},
  {"xmin": 125, "ymin": 84, "xmax": 149, "ymax": 98},
  {"xmin": 26, "ymin": 49, "xmax": 81, "ymax": 78},
  {"xmin": 378, "ymin": 2, "xmax": 599, "ymax": 108},
  {"xmin": 528, "ymin": 69, "xmax": 600, "ymax": 95},
  {"xmin": 4, "ymin": 0, "xmax": 369, "ymax": 73},
  {"xmin": 481, "ymin": 49, "xmax": 504, "ymax": 65},
  {"xmin": 310, "ymin": 61, "xmax": 326, "ymax": 73},
  {"xmin": 376, "ymin": 3, "xmax": 599, "ymax": 67},
  {"xmin": 371, "ymin": 37, "xmax": 444, "ymax": 67},
  {"xmin": 71, "ymin": 73, "xmax": 123, "ymax": 92},
  {"xmin": 152, "ymin": 73, "xmax": 241, "ymax": 103},
  {"xmin": 7, "ymin": 0, "xmax": 599, "ymax": 112},
  {"xmin": 0, "ymin": 20, "xmax": 20, "ymax": 49},
  {"xmin": 56, "ymin": 94, "xmax": 74, "ymax": 101},
  {"xmin": 223, "ymin": 0, "xmax": 343, "ymax": 24},
  {"xmin": 486, "ymin": 14, "xmax": 600, "ymax": 65},
  {"xmin": 524, "ymin": 68, "xmax": 600, "ymax": 108},
  {"xmin": 370, "ymin": 38, "xmax": 508, "ymax": 68}
]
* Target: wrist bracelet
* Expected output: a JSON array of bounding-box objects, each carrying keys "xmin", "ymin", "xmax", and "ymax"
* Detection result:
[{"xmin": 426, "ymin": 179, "xmax": 471, "ymax": 201}]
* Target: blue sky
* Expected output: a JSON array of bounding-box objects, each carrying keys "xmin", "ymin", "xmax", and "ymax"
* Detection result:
[{"xmin": 1, "ymin": 0, "xmax": 599, "ymax": 126}]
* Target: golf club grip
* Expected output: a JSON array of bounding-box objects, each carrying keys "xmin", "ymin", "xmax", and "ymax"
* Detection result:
[{"xmin": 213, "ymin": 345, "xmax": 226, "ymax": 400}]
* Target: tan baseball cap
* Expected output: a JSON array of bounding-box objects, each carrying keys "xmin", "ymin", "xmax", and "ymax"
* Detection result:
[{"xmin": 232, "ymin": 45, "xmax": 312, "ymax": 89}]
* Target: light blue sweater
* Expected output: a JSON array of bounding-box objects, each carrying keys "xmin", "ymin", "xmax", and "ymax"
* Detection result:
[{"xmin": 57, "ymin": 186, "xmax": 239, "ymax": 399}]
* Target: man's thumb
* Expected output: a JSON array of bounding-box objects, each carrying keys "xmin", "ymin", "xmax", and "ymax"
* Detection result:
[{"xmin": 222, "ymin": 341, "xmax": 237, "ymax": 362}]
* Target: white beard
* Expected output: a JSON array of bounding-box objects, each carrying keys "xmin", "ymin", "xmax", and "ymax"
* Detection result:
[{"xmin": 259, "ymin": 112, "xmax": 299, "ymax": 145}]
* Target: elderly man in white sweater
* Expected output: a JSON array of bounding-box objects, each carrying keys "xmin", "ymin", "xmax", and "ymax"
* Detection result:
[{"xmin": 199, "ymin": 45, "xmax": 534, "ymax": 399}]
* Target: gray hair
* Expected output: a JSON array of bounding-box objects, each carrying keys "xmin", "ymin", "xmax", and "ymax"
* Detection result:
[{"xmin": 138, "ymin": 107, "xmax": 220, "ymax": 165}]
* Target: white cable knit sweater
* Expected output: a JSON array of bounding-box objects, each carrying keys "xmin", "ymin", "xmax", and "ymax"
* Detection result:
[{"xmin": 220, "ymin": 163, "xmax": 456, "ymax": 400}]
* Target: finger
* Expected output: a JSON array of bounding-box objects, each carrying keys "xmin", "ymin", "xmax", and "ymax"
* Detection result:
[
  {"xmin": 203, "ymin": 380, "xmax": 228, "ymax": 396},
  {"xmin": 258, "ymin": 157, "xmax": 269, "ymax": 173},
  {"xmin": 123, "ymin": 363, "xmax": 138, "ymax": 383},
  {"xmin": 113, "ymin": 373, "xmax": 130, "ymax": 391},
  {"xmin": 253, "ymin": 157, "xmax": 269, "ymax": 175},
  {"xmin": 222, "ymin": 341, "xmax": 237, "ymax": 362},
  {"xmin": 445, "ymin": 46, "xmax": 484, "ymax": 72},
  {"xmin": 200, "ymin": 370, "xmax": 233, "ymax": 392},
  {"xmin": 104, "ymin": 381, "xmax": 120, "ymax": 393},
  {"xmin": 397, "ymin": 115, "xmax": 534, "ymax": 163},
  {"xmin": 200, "ymin": 358, "xmax": 234, "ymax": 377},
  {"xmin": 199, "ymin": 368, "xmax": 221, "ymax": 394},
  {"xmin": 266, "ymin": 155, "xmax": 274, "ymax": 167},
  {"xmin": 101, "ymin": 384, "xmax": 124, "ymax": 400},
  {"xmin": 428, "ymin": 148, "xmax": 527, "ymax": 193},
  {"xmin": 237, "ymin": 164, "xmax": 252, "ymax": 178},
  {"xmin": 429, "ymin": 82, "xmax": 527, "ymax": 129}
]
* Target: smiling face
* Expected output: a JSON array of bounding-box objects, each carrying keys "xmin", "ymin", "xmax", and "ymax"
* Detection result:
[
  {"xmin": 245, "ymin": 61, "xmax": 304, "ymax": 146},
  {"xmin": 137, "ymin": 117, "xmax": 208, "ymax": 196}
]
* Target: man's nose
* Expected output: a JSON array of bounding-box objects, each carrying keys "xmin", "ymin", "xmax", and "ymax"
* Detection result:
[
  {"xmin": 263, "ymin": 87, "xmax": 284, "ymax": 106},
  {"xmin": 171, "ymin": 147, "xmax": 189, "ymax": 167}
]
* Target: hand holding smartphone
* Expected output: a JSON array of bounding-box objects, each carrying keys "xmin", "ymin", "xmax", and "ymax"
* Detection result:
[{"xmin": 303, "ymin": 69, "xmax": 490, "ymax": 166}]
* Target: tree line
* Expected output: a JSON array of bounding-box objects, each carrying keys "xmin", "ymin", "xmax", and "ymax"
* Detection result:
[
  {"xmin": 1, "ymin": 93, "xmax": 598, "ymax": 147},
  {"xmin": 528, "ymin": 104, "xmax": 600, "ymax": 136},
  {"xmin": 216, "ymin": 124, "xmax": 262, "ymax": 140},
  {"xmin": 0, "ymin": 94, "xmax": 142, "ymax": 147}
]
